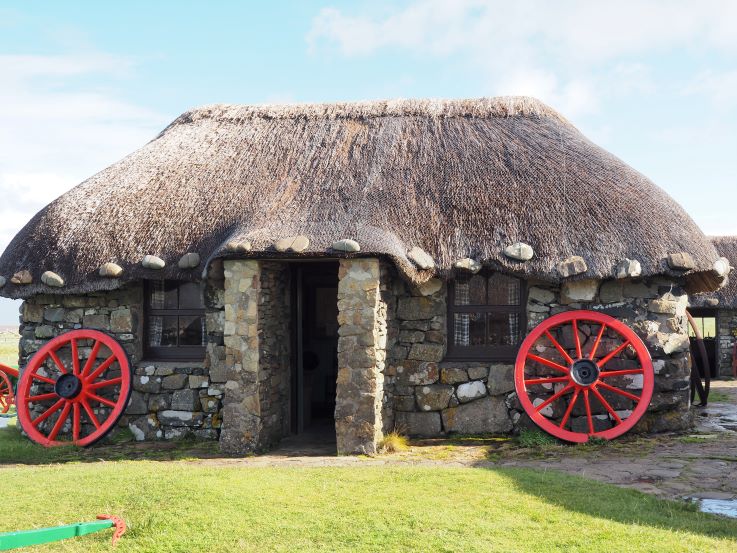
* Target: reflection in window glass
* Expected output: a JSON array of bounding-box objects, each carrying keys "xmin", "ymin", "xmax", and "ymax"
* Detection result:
[
  {"xmin": 487, "ymin": 313, "xmax": 520, "ymax": 346},
  {"xmin": 453, "ymin": 313, "xmax": 485, "ymax": 346},
  {"xmin": 149, "ymin": 280, "xmax": 178, "ymax": 309},
  {"xmin": 454, "ymin": 274, "xmax": 486, "ymax": 305},
  {"xmin": 487, "ymin": 273, "xmax": 521, "ymax": 306},
  {"xmin": 179, "ymin": 315, "xmax": 205, "ymax": 346},
  {"xmin": 148, "ymin": 315, "xmax": 178, "ymax": 347}
]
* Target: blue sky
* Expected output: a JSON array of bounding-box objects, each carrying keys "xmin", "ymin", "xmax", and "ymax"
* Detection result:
[{"xmin": 0, "ymin": 0, "xmax": 736, "ymax": 324}]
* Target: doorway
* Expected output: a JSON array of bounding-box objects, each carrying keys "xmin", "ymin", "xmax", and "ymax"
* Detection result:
[
  {"xmin": 689, "ymin": 308, "xmax": 718, "ymax": 379},
  {"xmin": 291, "ymin": 262, "xmax": 339, "ymax": 441}
]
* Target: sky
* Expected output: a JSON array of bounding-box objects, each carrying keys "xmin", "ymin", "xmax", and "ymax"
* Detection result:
[{"xmin": 0, "ymin": 0, "xmax": 736, "ymax": 324}]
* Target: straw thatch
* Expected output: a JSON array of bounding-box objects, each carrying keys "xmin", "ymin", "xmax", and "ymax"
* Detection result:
[
  {"xmin": 692, "ymin": 236, "xmax": 737, "ymax": 308},
  {"xmin": 0, "ymin": 96, "xmax": 724, "ymax": 299}
]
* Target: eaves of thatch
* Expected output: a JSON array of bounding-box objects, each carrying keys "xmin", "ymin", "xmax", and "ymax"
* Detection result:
[
  {"xmin": 0, "ymin": 96, "xmax": 726, "ymax": 299},
  {"xmin": 691, "ymin": 236, "xmax": 737, "ymax": 309}
]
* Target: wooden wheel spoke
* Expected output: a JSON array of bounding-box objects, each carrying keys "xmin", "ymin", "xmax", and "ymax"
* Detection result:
[
  {"xmin": 73, "ymin": 402, "xmax": 81, "ymax": 442},
  {"xmin": 81, "ymin": 399, "xmax": 101, "ymax": 430},
  {"xmin": 524, "ymin": 376, "xmax": 570, "ymax": 386},
  {"xmin": 527, "ymin": 354, "xmax": 570, "ymax": 374},
  {"xmin": 572, "ymin": 319, "xmax": 582, "ymax": 359},
  {"xmin": 87, "ymin": 392, "xmax": 116, "ymax": 408},
  {"xmin": 70, "ymin": 338, "xmax": 80, "ymax": 376},
  {"xmin": 48, "ymin": 350, "xmax": 68, "ymax": 375},
  {"xmin": 535, "ymin": 384, "xmax": 574, "ymax": 414},
  {"xmin": 560, "ymin": 388, "xmax": 580, "ymax": 429},
  {"xmin": 589, "ymin": 324, "xmax": 607, "ymax": 360},
  {"xmin": 32, "ymin": 374, "xmax": 56, "ymax": 385},
  {"xmin": 88, "ymin": 377, "xmax": 122, "ymax": 390},
  {"xmin": 27, "ymin": 392, "xmax": 58, "ymax": 402},
  {"xmin": 81, "ymin": 340, "xmax": 102, "ymax": 378},
  {"xmin": 85, "ymin": 354, "xmax": 117, "ymax": 383},
  {"xmin": 598, "ymin": 369, "xmax": 643, "ymax": 378},
  {"xmin": 544, "ymin": 330, "xmax": 573, "ymax": 365},
  {"xmin": 32, "ymin": 398, "xmax": 65, "ymax": 427},
  {"xmin": 597, "ymin": 340, "xmax": 631, "ymax": 367},
  {"xmin": 597, "ymin": 381, "xmax": 641, "ymax": 402},
  {"xmin": 47, "ymin": 402, "xmax": 71, "ymax": 441},
  {"xmin": 583, "ymin": 389, "xmax": 594, "ymax": 434},
  {"xmin": 591, "ymin": 385, "xmax": 622, "ymax": 424}
]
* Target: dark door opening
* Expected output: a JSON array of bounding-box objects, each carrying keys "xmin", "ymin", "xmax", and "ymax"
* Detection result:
[
  {"xmin": 689, "ymin": 308, "xmax": 718, "ymax": 379},
  {"xmin": 291, "ymin": 262, "xmax": 339, "ymax": 439}
]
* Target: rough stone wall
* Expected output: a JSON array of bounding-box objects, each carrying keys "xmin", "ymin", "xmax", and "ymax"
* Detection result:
[
  {"xmin": 335, "ymin": 258, "xmax": 386, "ymax": 454},
  {"xmin": 128, "ymin": 262, "xmax": 226, "ymax": 440},
  {"xmin": 386, "ymin": 273, "xmax": 693, "ymax": 437},
  {"xmin": 17, "ymin": 262, "xmax": 226, "ymax": 441},
  {"xmin": 219, "ymin": 260, "xmax": 292, "ymax": 454},
  {"xmin": 220, "ymin": 260, "xmax": 262, "ymax": 454},
  {"xmin": 256, "ymin": 262, "xmax": 291, "ymax": 447},
  {"xmin": 384, "ymin": 270, "xmax": 513, "ymax": 437},
  {"xmin": 717, "ymin": 309, "xmax": 737, "ymax": 376},
  {"xmin": 513, "ymin": 277, "xmax": 692, "ymax": 434}
]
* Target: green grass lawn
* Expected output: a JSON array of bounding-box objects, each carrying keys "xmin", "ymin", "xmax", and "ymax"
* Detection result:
[
  {"xmin": 0, "ymin": 340, "xmax": 18, "ymax": 368},
  {"xmin": 1, "ymin": 429, "xmax": 736, "ymax": 552}
]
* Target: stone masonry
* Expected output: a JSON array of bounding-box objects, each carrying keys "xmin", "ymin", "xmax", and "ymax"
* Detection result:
[
  {"xmin": 717, "ymin": 309, "xmax": 737, "ymax": 377},
  {"xmin": 220, "ymin": 260, "xmax": 291, "ymax": 454},
  {"xmin": 386, "ymin": 273, "xmax": 693, "ymax": 437},
  {"xmin": 18, "ymin": 260, "xmax": 227, "ymax": 441},
  {"xmin": 335, "ymin": 258, "xmax": 386, "ymax": 455}
]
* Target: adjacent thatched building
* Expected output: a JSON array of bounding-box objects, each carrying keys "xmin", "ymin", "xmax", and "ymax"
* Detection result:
[
  {"xmin": 691, "ymin": 236, "xmax": 737, "ymax": 377},
  {"xmin": 0, "ymin": 97, "xmax": 729, "ymax": 453}
]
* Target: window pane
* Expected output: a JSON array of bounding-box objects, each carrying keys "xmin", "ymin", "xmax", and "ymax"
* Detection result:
[
  {"xmin": 149, "ymin": 281, "xmax": 178, "ymax": 309},
  {"xmin": 179, "ymin": 282, "xmax": 205, "ymax": 309},
  {"xmin": 454, "ymin": 274, "xmax": 486, "ymax": 306},
  {"xmin": 703, "ymin": 318, "xmax": 716, "ymax": 339},
  {"xmin": 453, "ymin": 312, "xmax": 485, "ymax": 346},
  {"xmin": 487, "ymin": 273, "xmax": 521, "ymax": 305},
  {"xmin": 179, "ymin": 316, "xmax": 205, "ymax": 346},
  {"xmin": 487, "ymin": 313, "xmax": 520, "ymax": 346},
  {"xmin": 149, "ymin": 316, "xmax": 178, "ymax": 346}
]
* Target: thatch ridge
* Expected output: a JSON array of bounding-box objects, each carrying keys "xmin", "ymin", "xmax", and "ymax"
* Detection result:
[{"xmin": 0, "ymin": 96, "xmax": 723, "ymax": 299}]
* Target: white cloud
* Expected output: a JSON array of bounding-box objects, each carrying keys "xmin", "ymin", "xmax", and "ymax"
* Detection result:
[
  {"xmin": 683, "ymin": 70, "xmax": 737, "ymax": 110},
  {"xmin": 309, "ymin": 0, "xmax": 737, "ymax": 61},
  {"xmin": 308, "ymin": 0, "xmax": 736, "ymax": 118},
  {"xmin": 0, "ymin": 52, "xmax": 167, "ymax": 254}
]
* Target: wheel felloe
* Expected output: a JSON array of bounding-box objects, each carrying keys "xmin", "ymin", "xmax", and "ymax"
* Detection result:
[
  {"xmin": 16, "ymin": 329, "xmax": 132, "ymax": 447},
  {"xmin": 514, "ymin": 310, "xmax": 654, "ymax": 443},
  {"xmin": 0, "ymin": 371, "xmax": 13, "ymax": 414}
]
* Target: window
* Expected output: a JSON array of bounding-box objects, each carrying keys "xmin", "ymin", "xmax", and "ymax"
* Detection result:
[
  {"xmin": 145, "ymin": 280, "xmax": 206, "ymax": 360},
  {"xmin": 688, "ymin": 315, "xmax": 716, "ymax": 339},
  {"xmin": 447, "ymin": 271, "xmax": 526, "ymax": 360}
]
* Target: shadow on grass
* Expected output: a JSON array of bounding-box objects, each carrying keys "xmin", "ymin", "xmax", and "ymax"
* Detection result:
[
  {"xmin": 478, "ymin": 465, "xmax": 737, "ymax": 542},
  {"xmin": 0, "ymin": 425, "xmax": 223, "ymax": 465}
]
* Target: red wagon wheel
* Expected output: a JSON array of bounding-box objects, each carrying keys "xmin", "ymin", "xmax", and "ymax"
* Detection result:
[
  {"xmin": 514, "ymin": 310, "xmax": 654, "ymax": 443},
  {"xmin": 16, "ymin": 329, "xmax": 132, "ymax": 447},
  {"xmin": 0, "ymin": 371, "xmax": 13, "ymax": 414}
]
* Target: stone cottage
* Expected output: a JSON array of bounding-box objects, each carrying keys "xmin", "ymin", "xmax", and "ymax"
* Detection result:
[
  {"xmin": 690, "ymin": 236, "xmax": 737, "ymax": 378},
  {"xmin": 0, "ymin": 97, "xmax": 729, "ymax": 454}
]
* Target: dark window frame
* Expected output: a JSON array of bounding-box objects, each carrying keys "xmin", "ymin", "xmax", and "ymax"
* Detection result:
[
  {"xmin": 446, "ymin": 271, "xmax": 527, "ymax": 361},
  {"xmin": 144, "ymin": 280, "xmax": 206, "ymax": 361}
]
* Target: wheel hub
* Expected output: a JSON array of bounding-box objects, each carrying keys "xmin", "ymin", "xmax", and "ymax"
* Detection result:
[
  {"xmin": 570, "ymin": 359, "xmax": 600, "ymax": 386},
  {"xmin": 54, "ymin": 373, "xmax": 83, "ymax": 399}
]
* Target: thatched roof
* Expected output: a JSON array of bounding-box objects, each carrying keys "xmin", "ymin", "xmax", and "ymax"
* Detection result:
[
  {"xmin": 692, "ymin": 236, "xmax": 737, "ymax": 308},
  {"xmin": 0, "ymin": 96, "xmax": 725, "ymax": 299}
]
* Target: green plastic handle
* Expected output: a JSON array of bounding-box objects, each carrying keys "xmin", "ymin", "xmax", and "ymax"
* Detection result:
[{"xmin": 0, "ymin": 519, "xmax": 113, "ymax": 550}]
